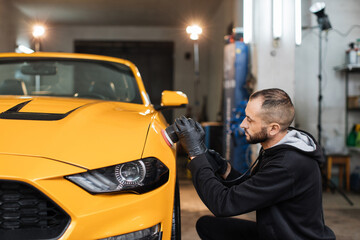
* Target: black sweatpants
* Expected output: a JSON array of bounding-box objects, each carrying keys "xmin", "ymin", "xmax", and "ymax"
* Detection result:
[{"xmin": 196, "ymin": 215, "xmax": 259, "ymax": 240}]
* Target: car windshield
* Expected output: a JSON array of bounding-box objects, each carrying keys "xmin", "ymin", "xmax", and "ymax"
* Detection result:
[{"xmin": 0, "ymin": 58, "xmax": 143, "ymax": 104}]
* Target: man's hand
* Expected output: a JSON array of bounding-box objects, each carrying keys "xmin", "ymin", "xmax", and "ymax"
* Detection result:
[
  {"xmin": 206, "ymin": 149, "xmax": 229, "ymax": 176},
  {"xmin": 174, "ymin": 116, "xmax": 207, "ymax": 157}
]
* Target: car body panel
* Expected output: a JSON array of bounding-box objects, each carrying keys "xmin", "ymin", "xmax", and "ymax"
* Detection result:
[
  {"xmin": 0, "ymin": 153, "xmax": 174, "ymax": 240},
  {"xmin": 160, "ymin": 90, "xmax": 188, "ymax": 107},
  {"xmin": 0, "ymin": 52, "xmax": 185, "ymax": 239},
  {"xmin": 0, "ymin": 96, "xmax": 153, "ymax": 169}
]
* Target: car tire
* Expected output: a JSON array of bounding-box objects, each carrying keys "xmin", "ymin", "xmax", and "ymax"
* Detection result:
[{"xmin": 171, "ymin": 178, "xmax": 181, "ymax": 240}]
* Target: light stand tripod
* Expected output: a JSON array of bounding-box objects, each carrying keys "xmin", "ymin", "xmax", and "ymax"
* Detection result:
[
  {"xmin": 317, "ymin": 28, "xmax": 323, "ymax": 147},
  {"xmin": 311, "ymin": 2, "xmax": 353, "ymax": 206}
]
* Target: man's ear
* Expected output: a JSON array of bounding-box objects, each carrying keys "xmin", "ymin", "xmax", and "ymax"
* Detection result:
[{"xmin": 268, "ymin": 123, "xmax": 281, "ymax": 136}]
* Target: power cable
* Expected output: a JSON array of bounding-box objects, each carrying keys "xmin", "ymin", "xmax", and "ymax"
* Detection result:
[{"xmin": 332, "ymin": 25, "xmax": 360, "ymax": 37}]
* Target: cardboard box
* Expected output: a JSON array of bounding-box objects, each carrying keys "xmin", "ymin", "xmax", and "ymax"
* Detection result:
[{"xmin": 348, "ymin": 96, "xmax": 360, "ymax": 109}]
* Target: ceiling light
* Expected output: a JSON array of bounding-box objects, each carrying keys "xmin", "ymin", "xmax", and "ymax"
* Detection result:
[
  {"xmin": 32, "ymin": 25, "xmax": 46, "ymax": 38},
  {"xmin": 186, "ymin": 25, "xmax": 202, "ymax": 35},
  {"xmin": 273, "ymin": 0, "xmax": 283, "ymax": 39},
  {"xmin": 295, "ymin": 0, "xmax": 302, "ymax": 45},
  {"xmin": 243, "ymin": 0, "xmax": 253, "ymax": 43}
]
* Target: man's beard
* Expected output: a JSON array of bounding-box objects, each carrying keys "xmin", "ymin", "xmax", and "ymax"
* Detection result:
[{"xmin": 245, "ymin": 127, "xmax": 268, "ymax": 144}]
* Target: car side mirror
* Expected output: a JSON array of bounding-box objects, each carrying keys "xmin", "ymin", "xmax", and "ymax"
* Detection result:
[{"xmin": 154, "ymin": 90, "xmax": 188, "ymax": 110}]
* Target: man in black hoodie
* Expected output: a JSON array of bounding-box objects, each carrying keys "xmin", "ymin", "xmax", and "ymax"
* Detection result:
[{"xmin": 173, "ymin": 88, "xmax": 335, "ymax": 240}]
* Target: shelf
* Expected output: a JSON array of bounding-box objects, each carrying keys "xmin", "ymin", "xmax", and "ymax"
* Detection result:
[
  {"xmin": 334, "ymin": 64, "xmax": 360, "ymax": 141},
  {"xmin": 334, "ymin": 64, "xmax": 360, "ymax": 72}
]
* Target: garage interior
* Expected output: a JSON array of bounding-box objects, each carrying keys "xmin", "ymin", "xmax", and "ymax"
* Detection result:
[{"xmin": 1, "ymin": 0, "xmax": 360, "ymax": 239}]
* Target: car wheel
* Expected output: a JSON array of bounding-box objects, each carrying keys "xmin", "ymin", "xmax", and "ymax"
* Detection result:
[{"xmin": 171, "ymin": 178, "xmax": 181, "ymax": 240}]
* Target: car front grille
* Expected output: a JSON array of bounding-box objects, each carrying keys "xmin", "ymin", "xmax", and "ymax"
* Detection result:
[{"xmin": 0, "ymin": 180, "xmax": 70, "ymax": 240}]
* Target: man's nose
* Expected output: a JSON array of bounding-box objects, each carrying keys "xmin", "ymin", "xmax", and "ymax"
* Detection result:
[{"xmin": 240, "ymin": 119, "xmax": 247, "ymax": 129}]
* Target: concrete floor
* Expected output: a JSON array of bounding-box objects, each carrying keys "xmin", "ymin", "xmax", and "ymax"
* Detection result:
[{"xmin": 179, "ymin": 179, "xmax": 360, "ymax": 240}]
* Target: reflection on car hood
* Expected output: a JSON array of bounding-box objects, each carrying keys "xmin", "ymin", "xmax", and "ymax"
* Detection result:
[{"xmin": 0, "ymin": 97, "xmax": 154, "ymax": 170}]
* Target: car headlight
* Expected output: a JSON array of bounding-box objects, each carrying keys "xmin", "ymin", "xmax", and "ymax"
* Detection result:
[{"xmin": 65, "ymin": 157, "xmax": 169, "ymax": 194}]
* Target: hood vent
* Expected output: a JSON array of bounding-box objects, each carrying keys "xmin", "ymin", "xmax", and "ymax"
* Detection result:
[{"xmin": 0, "ymin": 100, "xmax": 77, "ymax": 121}]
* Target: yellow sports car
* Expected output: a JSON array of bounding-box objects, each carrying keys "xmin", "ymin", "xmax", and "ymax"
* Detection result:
[{"xmin": 0, "ymin": 52, "xmax": 188, "ymax": 240}]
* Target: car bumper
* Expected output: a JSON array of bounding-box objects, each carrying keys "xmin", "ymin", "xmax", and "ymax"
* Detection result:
[{"xmin": 0, "ymin": 154, "xmax": 174, "ymax": 240}]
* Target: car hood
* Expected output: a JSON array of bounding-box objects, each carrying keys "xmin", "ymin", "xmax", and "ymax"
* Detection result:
[{"xmin": 0, "ymin": 97, "xmax": 155, "ymax": 170}]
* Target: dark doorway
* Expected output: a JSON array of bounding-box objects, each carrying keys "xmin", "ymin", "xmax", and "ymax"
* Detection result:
[{"xmin": 74, "ymin": 40, "xmax": 174, "ymax": 122}]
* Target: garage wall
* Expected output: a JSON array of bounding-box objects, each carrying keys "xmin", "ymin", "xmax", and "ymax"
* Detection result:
[
  {"xmin": 14, "ymin": 14, "xmax": 32, "ymax": 51},
  {"xmin": 207, "ymin": 0, "xmax": 235, "ymax": 121},
  {"xmin": 296, "ymin": 0, "xmax": 360, "ymax": 156},
  {"xmin": 0, "ymin": 0, "xmax": 16, "ymax": 52},
  {"xmin": 253, "ymin": 0, "xmax": 296, "ymax": 101}
]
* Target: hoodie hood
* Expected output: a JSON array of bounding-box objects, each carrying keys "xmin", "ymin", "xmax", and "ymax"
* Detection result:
[
  {"xmin": 270, "ymin": 128, "xmax": 324, "ymax": 164},
  {"xmin": 274, "ymin": 129, "xmax": 316, "ymax": 152}
]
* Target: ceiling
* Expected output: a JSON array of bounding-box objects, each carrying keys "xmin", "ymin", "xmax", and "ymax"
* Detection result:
[{"xmin": 11, "ymin": 0, "xmax": 222, "ymax": 27}]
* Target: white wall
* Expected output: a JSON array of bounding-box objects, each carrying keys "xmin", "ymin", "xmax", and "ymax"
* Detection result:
[
  {"xmin": 296, "ymin": 0, "xmax": 360, "ymax": 154},
  {"xmin": 253, "ymin": 0, "xmax": 296, "ymax": 100}
]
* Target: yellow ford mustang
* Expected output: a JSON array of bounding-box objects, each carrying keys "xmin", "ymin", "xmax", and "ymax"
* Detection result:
[{"xmin": 0, "ymin": 52, "xmax": 188, "ymax": 240}]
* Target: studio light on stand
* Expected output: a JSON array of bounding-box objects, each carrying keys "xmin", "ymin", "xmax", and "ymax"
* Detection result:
[
  {"xmin": 32, "ymin": 24, "xmax": 46, "ymax": 93},
  {"xmin": 32, "ymin": 25, "xmax": 46, "ymax": 52},
  {"xmin": 310, "ymin": 2, "xmax": 331, "ymax": 147},
  {"xmin": 310, "ymin": 2, "xmax": 353, "ymax": 206},
  {"xmin": 186, "ymin": 25, "xmax": 202, "ymax": 120},
  {"xmin": 310, "ymin": 2, "xmax": 332, "ymax": 31}
]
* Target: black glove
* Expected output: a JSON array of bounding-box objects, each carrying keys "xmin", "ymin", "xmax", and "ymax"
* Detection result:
[
  {"xmin": 206, "ymin": 149, "xmax": 229, "ymax": 175},
  {"xmin": 174, "ymin": 116, "xmax": 207, "ymax": 157}
]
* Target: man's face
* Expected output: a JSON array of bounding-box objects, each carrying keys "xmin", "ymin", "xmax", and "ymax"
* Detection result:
[{"xmin": 240, "ymin": 98, "xmax": 269, "ymax": 144}]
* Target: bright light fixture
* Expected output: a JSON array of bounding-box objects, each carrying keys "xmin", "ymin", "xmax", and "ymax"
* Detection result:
[
  {"xmin": 16, "ymin": 45, "xmax": 34, "ymax": 54},
  {"xmin": 273, "ymin": 0, "xmax": 283, "ymax": 39},
  {"xmin": 310, "ymin": 2, "xmax": 332, "ymax": 31},
  {"xmin": 295, "ymin": 0, "xmax": 302, "ymax": 45},
  {"xmin": 309, "ymin": 2, "xmax": 325, "ymax": 13},
  {"xmin": 190, "ymin": 33, "xmax": 199, "ymax": 40},
  {"xmin": 32, "ymin": 25, "xmax": 45, "ymax": 38},
  {"xmin": 243, "ymin": 0, "xmax": 253, "ymax": 43},
  {"xmin": 186, "ymin": 25, "xmax": 202, "ymax": 35},
  {"xmin": 186, "ymin": 25, "xmax": 202, "ymax": 40}
]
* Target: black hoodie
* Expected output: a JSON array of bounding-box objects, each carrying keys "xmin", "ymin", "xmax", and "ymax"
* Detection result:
[{"xmin": 188, "ymin": 128, "xmax": 336, "ymax": 240}]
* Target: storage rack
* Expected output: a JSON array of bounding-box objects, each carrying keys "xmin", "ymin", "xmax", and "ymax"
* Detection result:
[{"xmin": 334, "ymin": 64, "xmax": 360, "ymax": 140}]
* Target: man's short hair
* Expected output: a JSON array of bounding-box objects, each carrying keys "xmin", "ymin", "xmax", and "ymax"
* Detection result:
[{"xmin": 249, "ymin": 88, "xmax": 295, "ymax": 130}]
